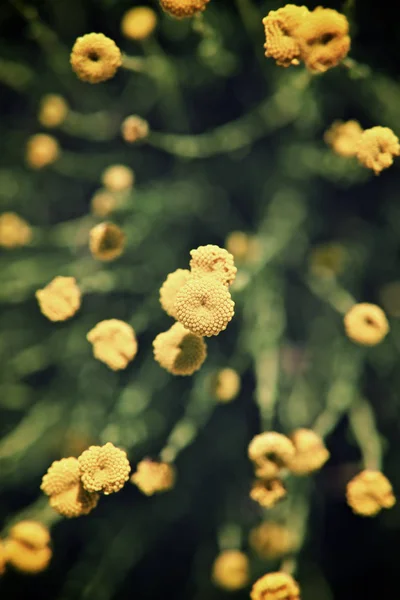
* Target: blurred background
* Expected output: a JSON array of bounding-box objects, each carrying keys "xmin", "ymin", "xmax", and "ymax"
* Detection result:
[{"xmin": 1, "ymin": 0, "xmax": 400, "ymax": 598}]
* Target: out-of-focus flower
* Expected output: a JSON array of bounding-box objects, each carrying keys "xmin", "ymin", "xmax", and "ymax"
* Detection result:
[
  {"xmin": 121, "ymin": 115, "xmax": 149, "ymax": 143},
  {"xmin": 287, "ymin": 428, "xmax": 330, "ymax": 475},
  {"xmin": 89, "ymin": 222, "xmax": 125, "ymax": 261},
  {"xmin": 101, "ymin": 164, "xmax": 135, "ymax": 193},
  {"xmin": 324, "ymin": 120, "xmax": 363, "ymax": 158},
  {"xmin": 250, "ymin": 478, "xmax": 287, "ymax": 508},
  {"xmin": 159, "ymin": 0, "xmax": 211, "ymax": 19},
  {"xmin": 131, "ymin": 459, "xmax": 176, "ymax": 495},
  {"xmin": 190, "ymin": 244, "xmax": 237, "ymax": 287},
  {"xmin": 38, "ymin": 94, "xmax": 69, "ymax": 128},
  {"xmin": 262, "ymin": 5, "xmax": 310, "ymax": 67},
  {"xmin": 121, "ymin": 7, "xmax": 157, "ymax": 40},
  {"xmin": 356, "ymin": 126, "xmax": 400, "ymax": 175},
  {"xmin": 0, "ymin": 212, "xmax": 32, "ymax": 248},
  {"xmin": 309, "ymin": 242, "xmax": 347, "ymax": 278},
  {"xmin": 159, "ymin": 269, "xmax": 192, "ymax": 318},
  {"xmin": 251, "ymin": 571, "xmax": 300, "ymax": 600},
  {"xmin": 212, "ymin": 368, "xmax": 241, "ymax": 402},
  {"xmin": 8, "ymin": 522, "xmax": 50, "ymax": 551},
  {"xmin": 346, "ymin": 470, "xmax": 396, "ymax": 516},
  {"xmin": 78, "ymin": 442, "xmax": 131, "ymax": 495},
  {"xmin": 249, "ymin": 522, "xmax": 298, "ymax": 560},
  {"xmin": 225, "ymin": 231, "xmax": 260, "ymax": 264},
  {"xmin": 3, "ymin": 539, "xmax": 52, "ymax": 574},
  {"xmin": 70, "ymin": 33, "xmax": 122, "ymax": 83},
  {"xmin": 248, "ymin": 432, "xmax": 295, "ymax": 480},
  {"xmin": 36, "ymin": 276, "xmax": 81, "ymax": 322},
  {"xmin": 344, "ymin": 303, "xmax": 389, "ymax": 346},
  {"xmin": 153, "ymin": 322, "xmax": 207, "ymax": 375},
  {"xmin": 212, "ymin": 550, "xmax": 250, "ymax": 590},
  {"xmin": 26, "ymin": 133, "xmax": 59, "ymax": 169},
  {"xmin": 90, "ymin": 189, "xmax": 119, "ymax": 218},
  {"xmin": 87, "ymin": 319, "xmax": 138, "ymax": 370},
  {"xmin": 0, "ymin": 539, "xmax": 7, "ymax": 575}
]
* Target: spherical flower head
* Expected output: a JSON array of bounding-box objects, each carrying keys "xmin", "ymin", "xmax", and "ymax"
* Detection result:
[
  {"xmin": 121, "ymin": 7, "xmax": 157, "ymax": 40},
  {"xmin": 36, "ymin": 276, "xmax": 81, "ymax": 322},
  {"xmin": 248, "ymin": 432, "xmax": 295, "ymax": 480},
  {"xmin": 89, "ymin": 222, "xmax": 126, "ymax": 261},
  {"xmin": 121, "ymin": 115, "xmax": 150, "ymax": 143},
  {"xmin": 287, "ymin": 428, "xmax": 330, "ymax": 475},
  {"xmin": 346, "ymin": 469, "xmax": 396, "ymax": 517},
  {"xmin": 250, "ymin": 478, "xmax": 287, "ymax": 508},
  {"xmin": 0, "ymin": 212, "xmax": 32, "ymax": 248},
  {"xmin": 344, "ymin": 303, "xmax": 389, "ymax": 346},
  {"xmin": 101, "ymin": 164, "xmax": 135, "ymax": 193},
  {"xmin": 26, "ymin": 133, "xmax": 59, "ymax": 169},
  {"xmin": 153, "ymin": 322, "xmax": 207, "ymax": 376},
  {"xmin": 262, "ymin": 5, "xmax": 310, "ymax": 67},
  {"xmin": 78, "ymin": 442, "xmax": 131, "ymax": 495},
  {"xmin": 189, "ymin": 244, "xmax": 237, "ymax": 287},
  {"xmin": 212, "ymin": 550, "xmax": 250, "ymax": 591},
  {"xmin": 159, "ymin": 268, "xmax": 192, "ymax": 318},
  {"xmin": 70, "ymin": 33, "xmax": 122, "ymax": 83},
  {"xmin": 3, "ymin": 539, "xmax": 52, "ymax": 574},
  {"xmin": 324, "ymin": 120, "xmax": 363, "ymax": 158},
  {"xmin": 356, "ymin": 126, "xmax": 400, "ymax": 174},
  {"xmin": 87, "ymin": 319, "xmax": 138, "ymax": 370},
  {"xmin": 249, "ymin": 522, "xmax": 297, "ymax": 560},
  {"xmin": 41, "ymin": 457, "xmax": 100, "ymax": 518},
  {"xmin": 175, "ymin": 276, "xmax": 235, "ymax": 337},
  {"xmin": 9, "ymin": 521, "xmax": 50, "ymax": 551},
  {"xmin": 212, "ymin": 368, "xmax": 241, "ymax": 402},
  {"xmin": 131, "ymin": 459, "xmax": 176, "ymax": 495},
  {"xmin": 251, "ymin": 572, "xmax": 300, "ymax": 600},
  {"xmin": 38, "ymin": 94, "xmax": 69, "ymax": 128},
  {"xmin": 159, "ymin": 0, "xmax": 211, "ymax": 19},
  {"xmin": 295, "ymin": 7, "xmax": 350, "ymax": 73},
  {"xmin": 90, "ymin": 189, "xmax": 119, "ymax": 218}
]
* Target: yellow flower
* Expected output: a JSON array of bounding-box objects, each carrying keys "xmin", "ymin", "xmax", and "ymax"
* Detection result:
[
  {"xmin": 8, "ymin": 521, "xmax": 50, "ymax": 551},
  {"xmin": 38, "ymin": 94, "xmax": 68, "ymax": 128},
  {"xmin": 356, "ymin": 126, "xmax": 400, "ymax": 174},
  {"xmin": 324, "ymin": 120, "xmax": 363, "ymax": 158},
  {"xmin": 309, "ymin": 242, "xmax": 347, "ymax": 279},
  {"xmin": 159, "ymin": 269, "xmax": 192, "ymax": 318},
  {"xmin": 121, "ymin": 115, "xmax": 150, "ymax": 143},
  {"xmin": 101, "ymin": 164, "xmax": 135, "ymax": 192},
  {"xmin": 249, "ymin": 522, "xmax": 298, "ymax": 560},
  {"xmin": 90, "ymin": 189, "xmax": 119, "ymax": 218},
  {"xmin": 225, "ymin": 231, "xmax": 260, "ymax": 264},
  {"xmin": 248, "ymin": 432, "xmax": 295, "ymax": 480},
  {"xmin": 251, "ymin": 572, "xmax": 300, "ymax": 600},
  {"xmin": 159, "ymin": 0, "xmax": 211, "ymax": 19},
  {"xmin": 36, "ymin": 276, "xmax": 81, "ymax": 322},
  {"xmin": 131, "ymin": 459, "xmax": 176, "ymax": 495},
  {"xmin": 212, "ymin": 550, "xmax": 250, "ymax": 591},
  {"xmin": 3, "ymin": 539, "xmax": 52, "ymax": 574},
  {"xmin": 262, "ymin": 5, "xmax": 310, "ymax": 67},
  {"xmin": 70, "ymin": 33, "xmax": 122, "ymax": 83},
  {"xmin": 190, "ymin": 244, "xmax": 237, "ymax": 287},
  {"xmin": 346, "ymin": 470, "xmax": 396, "ymax": 517},
  {"xmin": 250, "ymin": 478, "xmax": 287, "ymax": 508},
  {"xmin": 78, "ymin": 442, "xmax": 131, "ymax": 495},
  {"xmin": 0, "ymin": 212, "xmax": 32, "ymax": 248},
  {"xmin": 212, "ymin": 368, "xmax": 241, "ymax": 402},
  {"xmin": 121, "ymin": 7, "xmax": 157, "ymax": 40},
  {"xmin": 89, "ymin": 222, "xmax": 125, "ymax": 261},
  {"xmin": 87, "ymin": 319, "xmax": 138, "ymax": 370},
  {"xmin": 26, "ymin": 133, "xmax": 59, "ymax": 169},
  {"xmin": 0, "ymin": 538, "xmax": 6, "ymax": 576},
  {"xmin": 344, "ymin": 303, "xmax": 389, "ymax": 346},
  {"xmin": 153, "ymin": 322, "xmax": 207, "ymax": 375},
  {"xmin": 287, "ymin": 428, "xmax": 330, "ymax": 475}
]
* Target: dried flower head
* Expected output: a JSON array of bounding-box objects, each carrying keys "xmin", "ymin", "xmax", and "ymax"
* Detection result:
[
  {"xmin": 159, "ymin": 269, "xmax": 192, "ymax": 318},
  {"xmin": 153, "ymin": 322, "xmax": 207, "ymax": 376},
  {"xmin": 26, "ymin": 133, "xmax": 59, "ymax": 169},
  {"xmin": 121, "ymin": 7, "xmax": 157, "ymax": 40},
  {"xmin": 175, "ymin": 276, "xmax": 235, "ymax": 337},
  {"xmin": 159, "ymin": 0, "xmax": 211, "ymax": 19},
  {"xmin": 251, "ymin": 571, "xmax": 300, "ymax": 600},
  {"xmin": 102, "ymin": 164, "xmax": 135, "ymax": 193},
  {"xmin": 212, "ymin": 368, "xmax": 241, "ymax": 402},
  {"xmin": 356, "ymin": 126, "xmax": 400, "ymax": 175},
  {"xmin": 0, "ymin": 212, "xmax": 32, "ymax": 248},
  {"xmin": 90, "ymin": 189, "xmax": 119, "ymax": 218},
  {"xmin": 36, "ymin": 276, "xmax": 81, "ymax": 322},
  {"xmin": 249, "ymin": 522, "xmax": 297, "ymax": 560},
  {"xmin": 287, "ymin": 428, "xmax": 330, "ymax": 475},
  {"xmin": 70, "ymin": 33, "xmax": 122, "ymax": 83},
  {"xmin": 78, "ymin": 442, "xmax": 131, "ymax": 495},
  {"xmin": 87, "ymin": 319, "xmax": 138, "ymax": 371},
  {"xmin": 131, "ymin": 459, "xmax": 176, "ymax": 495},
  {"xmin": 344, "ymin": 303, "xmax": 389, "ymax": 346},
  {"xmin": 324, "ymin": 120, "xmax": 363, "ymax": 158},
  {"xmin": 3, "ymin": 539, "xmax": 52, "ymax": 574},
  {"xmin": 89, "ymin": 222, "xmax": 125, "ymax": 261},
  {"xmin": 38, "ymin": 94, "xmax": 68, "ymax": 128},
  {"xmin": 346, "ymin": 470, "xmax": 396, "ymax": 517},
  {"xmin": 9, "ymin": 521, "xmax": 50, "ymax": 551},
  {"xmin": 121, "ymin": 115, "xmax": 150, "ymax": 143},
  {"xmin": 212, "ymin": 550, "xmax": 250, "ymax": 591},
  {"xmin": 41, "ymin": 457, "xmax": 99, "ymax": 518},
  {"xmin": 248, "ymin": 432, "xmax": 295, "ymax": 480},
  {"xmin": 190, "ymin": 244, "xmax": 237, "ymax": 287},
  {"xmin": 295, "ymin": 7, "xmax": 350, "ymax": 73},
  {"xmin": 250, "ymin": 478, "xmax": 287, "ymax": 508},
  {"xmin": 262, "ymin": 5, "xmax": 310, "ymax": 67}
]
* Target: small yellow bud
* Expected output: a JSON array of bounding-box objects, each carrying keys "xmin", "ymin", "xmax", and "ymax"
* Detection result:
[
  {"xmin": 26, "ymin": 133, "xmax": 59, "ymax": 169},
  {"xmin": 212, "ymin": 550, "xmax": 250, "ymax": 591},
  {"xmin": 121, "ymin": 7, "xmax": 157, "ymax": 40},
  {"xmin": 89, "ymin": 222, "xmax": 125, "ymax": 261}
]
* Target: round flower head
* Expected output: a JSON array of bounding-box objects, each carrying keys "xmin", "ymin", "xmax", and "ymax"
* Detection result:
[
  {"xmin": 131, "ymin": 459, "xmax": 176, "ymax": 496},
  {"xmin": 346, "ymin": 470, "xmax": 396, "ymax": 517},
  {"xmin": 159, "ymin": 0, "xmax": 211, "ymax": 19},
  {"xmin": 0, "ymin": 212, "xmax": 32, "ymax": 248},
  {"xmin": 36, "ymin": 276, "xmax": 81, "ymax": 322},
  {"xmin": 251, "ymin": 572, "xmax": 300, "ymax": 600},
  {"xmin": 295, "ymin": 7, "xmax": 350, "ymax": 73},
  {"xmin": 26, "ymin": 133, "xmax": 59, "ymax": 169},
  {"xmin": 90, "ymin": 189, "xmax": 119, "ymax": 218},
  {"xmin": 9, "ymin": 522, "xmax": 50, "ymax": 551},
  {"xmin": 159, "ymin": 268, "xmax": 191, "ymax": 318},
  {"xmin": 324, "ymin": 120, "xmax": 363, "ymax": 158},
  {"xmin": 249, "ymin": 522, "xmax": 297, "ymax": 560},
  {"xmin": 248, "ymin": 432, "xmax": 295, "ymax": 480},
  {"xmin": 189, "ymin": 244, "xmax": 237, "ymax": 287},
  {"xmin": 38, "ymin": 94, "xmax": 68, "ymax": 128},
  {"xmin": 89, "ymin": 222, "xmax": 125, "ymax": 261},
  {"xmin": 153, "ymin": 322, "xmax": 207, "ymax": 376},
  {"xmin": 212, "ymin": 368, "xmax": 241, "ymax": 402},
  {"xmin": 121, "ymin": 115, "xmax": 150, "ymax": 143},
  {"xmin": 101, "ymin": 164, "xmax": 135, "ymax": 193},
  {"xmin": 70, "ymin": 33, "xmax": 122, "ymax": 83},
  {"xmin": 78, "ymin": 442, "xmax": 131, "ymax": 495},
  {"xmin": 87, "ymin": 319, "xmax": 138, "ymax": 371},
  {"xmin": 121, "ymin": 7, "xmax": 157, "ymax": 40},
  {"xmin": 212, "ymin": 550, "xmax": 250, "ymax": 591},
  {"xmin": 41, "ymin": 457, "xmax": 99, "ymax": 518},
  {"xmin": 250, "ymin": 478, "xmax": 287, "ymax": 508},
  {"xmin": 262, "ymin": 5, "xmax": 310, "ymax": 67},
  {"xmin": 344, "ymin": 303, "xmax": 389, "ymax": 346},
  {"xmin": 175, "ymin": 276, "xmax": 235, "ymax": 337},
  {"xmin": 3, "ymin": 539, "xmax": 52, "ymax": 574},
  {"xmin": 356, "ymin": 126, "xmax": 400, "ymax": 175},
  {"xmin": 287, "ymin": 428, "xmax": 330, "ymax": 475}
]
